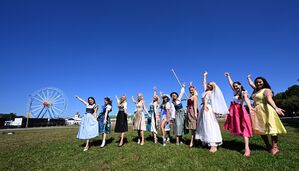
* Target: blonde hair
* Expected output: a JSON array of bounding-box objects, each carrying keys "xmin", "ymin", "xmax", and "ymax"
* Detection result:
[
  {"xmin": 120, "ymin": 96, "xmax": 127, "ymax": 104},
  {"xmin": 137, "ymin": 93, "xmax": 143, "ymax": 102},
  {"xmin": 189, "ymin": 85, "xmax": 198, "ymax": 97},
  {"xmin": 153, "ymin": 95, "xmax": 160, "ymax": 104},
  {"xmin": 207, "ymin": 82, "xmax": 216, "ymax": 91}
]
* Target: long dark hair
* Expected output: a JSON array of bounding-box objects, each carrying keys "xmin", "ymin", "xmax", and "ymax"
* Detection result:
[
  {"xmin": 251, "ymin": 77, "xmax": 273, "ymax": 99},
  {"xmin": 104, "ymin": 97, "xmax": 112, "ymax": 106},
  {"xmin": 233, "ymin": 82, "xmax": 246, "ymax": 100},
  {"xmin": 88, "ymin": 97, "xmax": 96, "ymax": 105},
  {"xmin": 254, "ymin": 77, "xmax": 272, "ymax": 91},
  {"xmin": 162, "ymin": 96, "xmax": 170, "ymax": 104}
]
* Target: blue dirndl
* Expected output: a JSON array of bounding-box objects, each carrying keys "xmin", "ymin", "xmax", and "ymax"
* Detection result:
[
  {"xmin": 99, "ymin": 114, "xmax": 111, "ymax": 134},
  {"xmin": 77, "ymin": 113, "xmax": 99, "ymax": 140}
]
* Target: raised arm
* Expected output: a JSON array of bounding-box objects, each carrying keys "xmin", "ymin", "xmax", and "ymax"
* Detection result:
[
  {"xmin": 159, "ymin": 91, "xmax": 163, "ymax": 98},
  {"xmin": 153, "ymin": 86, "xmax": 157, "ymax": 97},
  {"xmin": 247, "ymin": 74, "xmax": 256, "ymax": 89},
  {"xmin": 203, "ymin": 71, "xmax": 208, "ymax": 91},
  {"xmin": 224, "ymin": 72, "xmax": 234, "ymax": 91},
  {"xmin": 131, "ymin": 96, "xmax": 137, "ymax": 104},
  {"xmin": 75, "ymin": 96, "xmax": 88, "ymax": 105},
  {"xmin": 178, "ymin": 83, "xmax": 185, "ymax": 101},
  {"xmin": 264, "ymin": 89, "xmax": 285, "ymax": 116},
  {"xmin": 115, "ymin": 96, "xmax": 120, "ymax": 105}
]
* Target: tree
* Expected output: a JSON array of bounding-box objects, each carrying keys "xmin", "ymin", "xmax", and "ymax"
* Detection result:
[
  {"xmin": 274, "ymin": 85, "xmax": 299, "ymax": 116},
  {"xmin": 0, "ymin": 113, "xmax": 17, "ymax": 120}
]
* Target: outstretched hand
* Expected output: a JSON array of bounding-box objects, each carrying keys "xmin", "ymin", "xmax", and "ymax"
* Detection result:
[
  {"xmin": 224, "ymin": 72, "xmax": 229, "ymax": 77},
  {"xmin": 204, "ymin": 71, "xmax": 208, "ymax": 76},
  {"xmin": 276, "ymin": 108, "xmax": 285, "ymax": 116}
]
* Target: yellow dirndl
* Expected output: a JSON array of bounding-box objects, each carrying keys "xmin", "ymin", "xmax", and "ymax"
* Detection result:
[{"xmin": 252, "ymin": 89, "xmax": 287, "ymax": 135}]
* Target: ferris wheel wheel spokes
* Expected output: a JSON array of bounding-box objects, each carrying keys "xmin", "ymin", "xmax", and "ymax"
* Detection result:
[{"xmin": 27, "ymin": 87, "xmax": 68, "ymax": 119}]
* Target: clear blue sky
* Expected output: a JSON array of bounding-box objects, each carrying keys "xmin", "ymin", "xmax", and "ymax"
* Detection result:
[{"xmin": 0, "ymin": 0, "xmax": 298, "ymax": 117}]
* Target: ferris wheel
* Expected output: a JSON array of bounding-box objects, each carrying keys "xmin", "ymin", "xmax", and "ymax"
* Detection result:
[{"xmin": 27, "ymin": 87, "xmax": 68, "ymax": 118}]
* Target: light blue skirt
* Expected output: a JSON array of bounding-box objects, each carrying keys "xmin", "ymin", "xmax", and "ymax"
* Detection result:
[{"xmin": 77, "ymin": 113, "xmax": 99, "ymax": 140}]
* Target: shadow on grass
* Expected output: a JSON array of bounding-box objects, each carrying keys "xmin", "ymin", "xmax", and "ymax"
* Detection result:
[
  {"xmin": 221, "ymin": 139, "xmax": 266, "ymax": 154},
  {"xmin": 80, "ymin": 137, "xmax": 115, "ymax": 147},
  {"xmin": 144, "ymin": 134, "xmax": 177, "ymax": 144}
]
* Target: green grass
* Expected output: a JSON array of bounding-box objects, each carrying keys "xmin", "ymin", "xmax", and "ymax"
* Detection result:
[{"xmin": 1, "ymin": 120, "xmax": 299, "ymax": 171}]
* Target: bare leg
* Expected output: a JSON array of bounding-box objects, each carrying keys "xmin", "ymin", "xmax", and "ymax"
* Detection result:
[
  {"xmin": 271, "ymin": 136, "xmax": 280, "ymax": 155},
  {"xmin": 101, "ymin": 133, "xmax": 106, "ymax": 148},
  {"xmin": 243, "ymin": 136, "xmax": 251, "ymax": 157},
  {"xmin": 119, "ymin": 132, "xmax": 124, "ymax": 146},
  {"xmin": 176, "ymin": 136, "xmax": 180, "ymax": 145},
  {"xmin": 140, "ymin": 131, "xmax": 144, "ymax": 145},
  {"xmin": 190, "ymin": 130, "xmax": 195, "ymax": 148},
  {"xmin": 84, "ymin": 140, "xmax": 89, "ymax": 151},
  {"xmin": 160, "ymin": 119, "xmax": 167, "ymax": 146},
  {"xmin": 261, "ymin": 135, "xmax": 271, "ymax": 151}
]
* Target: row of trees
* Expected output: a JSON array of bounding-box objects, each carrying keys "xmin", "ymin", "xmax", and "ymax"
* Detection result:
[
  {"xmin": 0, "ymin": 113, "xmax": 17, "ymax": 120},
  {"xmin": 274, "ymin": 85, "xmax": 299, "ymax": 116}
]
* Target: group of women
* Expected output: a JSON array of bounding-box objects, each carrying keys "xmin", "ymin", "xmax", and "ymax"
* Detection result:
[{"xmin": 76, "ymin": 71, "xmax": 287, "ymax": 157}]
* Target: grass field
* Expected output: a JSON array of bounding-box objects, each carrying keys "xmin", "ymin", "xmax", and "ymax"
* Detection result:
[{"xmin": 1, "ymin": 119, "xmax": 299, "ymax": 171}]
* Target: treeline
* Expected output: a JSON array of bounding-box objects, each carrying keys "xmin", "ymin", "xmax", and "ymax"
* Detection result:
[
  {"xmin": 0, "ymin": 113, "xmax": 19, "ymax": 120},
  {"xmin": 274, "ymin": 85, "xmax": 299, "ymax": 116}
]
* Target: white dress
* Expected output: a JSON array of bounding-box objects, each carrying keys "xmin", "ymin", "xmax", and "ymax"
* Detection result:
[
  {"xmin": 195, "ymin": 91, "xmax": 222, "ymax": 146},
  {"xmin": 133, "ymin": 101, "xmax": 146, "ymax": 131}
]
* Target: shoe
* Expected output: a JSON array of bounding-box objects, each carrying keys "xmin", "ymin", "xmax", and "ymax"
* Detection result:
[
  {"xmin": 137, "ymin": 139, "xmax": 141, "ymax": 144},
  {"xmin": 163, "ymin": 138, "xmax": 166, "ymax": 146},
  {"xmin": 83, "ymin": 147, "xmax": 89, "ymax": 151}
]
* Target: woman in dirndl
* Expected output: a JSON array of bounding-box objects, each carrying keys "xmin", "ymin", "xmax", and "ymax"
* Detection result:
[
  {"xmin": 115, "ymin": 95, "xmax": 128, "ymax": 147},
  {"xmin": 170, "ymin": 83, "xmax": 186, "ymax": 145},
  {"xmin": 76, "ymin": 96, "xmax": 99, "ymax": 151},
  {"xmin": 131, "ymin": 93, "xmax": 150, "ymax": 145}
]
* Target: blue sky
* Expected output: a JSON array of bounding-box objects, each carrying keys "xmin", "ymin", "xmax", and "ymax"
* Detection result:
[{"xmin": 0, "ymin": 0, "xmax": 298, "ymax": 117}]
